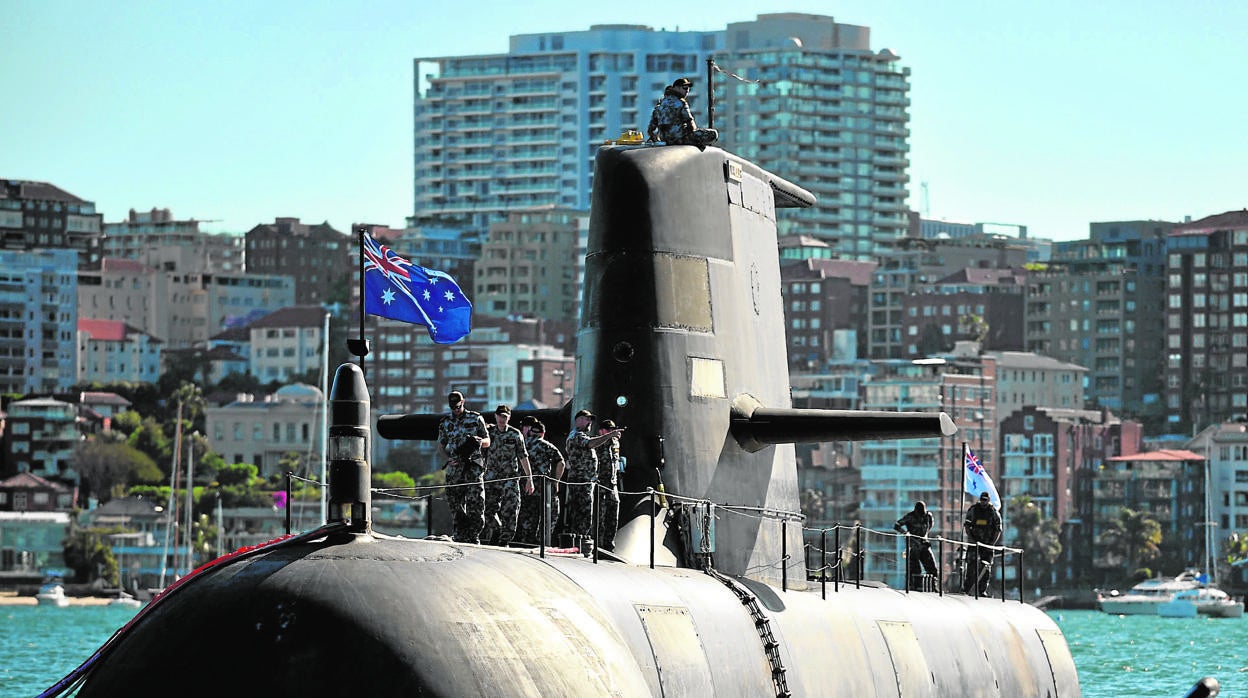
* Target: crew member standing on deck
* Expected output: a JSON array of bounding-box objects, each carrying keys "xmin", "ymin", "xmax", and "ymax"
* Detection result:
[
  {"xmin": 438, "ymin": 391, "xmax": 490, "ymax": 544},
  {"xmin": 963, "ymin": 492, "xmax": 1002, "ymax": 595},
  {"xmin": 481, "ymin": 404, "xmax": 534, "ymax": 546},
  {"xmin": 594, "ymin": 419, "xmax": 624, "ymax": 551},
  {"xmin": 894, "ymin": 500, "xmax": 939, "ymax": 590},
  {"xmin": 516, "ymin": 419, "xmax": 565, "ymax": 545},
  {"xmin": 565, "ymin": 409, "xmax": 625, "ymax": 543}
]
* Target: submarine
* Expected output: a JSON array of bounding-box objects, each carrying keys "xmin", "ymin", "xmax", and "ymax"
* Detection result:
[{"xmin": 44, "ymin": 145, "xmax": 1081, "ymax": 697}]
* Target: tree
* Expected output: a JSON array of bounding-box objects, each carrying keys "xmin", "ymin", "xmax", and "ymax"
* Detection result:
[
  {"xmin": 112, "ymin": 410, "xmax": 143, "ymax": 438},
  {"xmin": 959, "ymin": 313, "xmax": 989, "ymax": 345},
  {"xmin": 800, "ymin": 488, "xmax": 826, "ymax": 522},
  {"xmin": 374, "ymin": 471, "xmax": 416, "ymax": 489},
  {"xmin": 74, "ymin": 440, "xmax": 163, "ymax": 503},
  {"xmin": 170, "ymin": 381, "xmax": 206, "ymax": 434},
  {"xmin": 63, "ymin": 523, "xmax": 122, "ymax": 586},
  {"xmin": 1009, "ymin": 495, "xmax": 1062, "ymax": 586},
  {"xmin": 127, "ymin": 416, "xmax": 173, "ymax": 470},
  {"xmin": 217, "ymin": 370, "xmax": 263, "ymax": 396},
  {"xmin": 1098, "ymin": 507, "xmax": 1162, "ymax": 579}
]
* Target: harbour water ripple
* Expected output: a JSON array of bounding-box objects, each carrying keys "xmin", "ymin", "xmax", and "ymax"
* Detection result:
[{"xmin": 1054, "ymin": 609, "xmax": 1248, "ymax": 697}]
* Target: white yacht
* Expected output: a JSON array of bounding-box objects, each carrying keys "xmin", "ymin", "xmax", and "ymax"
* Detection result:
[
  {"xmin": 1158, "ymin": 586, "xmax": 1244, "ymax": 619},
  {"xmin": 1097, "ymin": 571, "xmax": 1205, "ymax": 615}
]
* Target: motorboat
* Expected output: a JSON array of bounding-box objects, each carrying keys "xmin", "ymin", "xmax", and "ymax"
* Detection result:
[
  {"xmin": 1159, "ymin": 587, "xmax": 1244, "ymax": 619},
  {"xmin": 1098, "ymin": 571, "xmax": 1203, "ymax": 615},
  {"xmin": 108, "ymin": 591, "xmax": 142, "ymax": 609},
  {"xmin": 36, "ymin": 581, "xmax": 70, "ymax": 607}
]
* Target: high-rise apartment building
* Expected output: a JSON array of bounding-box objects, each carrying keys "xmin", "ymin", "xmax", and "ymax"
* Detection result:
[
  {"xmin": 1026, "ymin": 221, "xmax": 1172, "ymax": 427},
  {"xmin": 0, "ymin": 180, "xmax": 102, "ymax": 265},
  {"xmin": 0, "ymin": 249, "xmax": 79, "ymax": 395},
  {"xmin": 413, "ymin": 24, "xmax": 721, "ymax": 232},
  {"xmin": 717, "ymin": 14, "xmax": 910, "ymax": 259},
  {"xmin": 1164, "ymin": 210, "xmax": 1248, "ymax": 433},
  {"xmin": 412, "ymin": 13, "xmax": 910, "ymax": 260}
]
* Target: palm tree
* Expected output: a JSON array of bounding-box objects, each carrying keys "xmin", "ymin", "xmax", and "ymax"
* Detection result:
[
  {"xmin": 1098, "ymin": 507, "xmax": 1162, "ymax": 579},
  {"xmin": 1009, "ymin": 495, "xmax": 1062, "ymax": 586}
]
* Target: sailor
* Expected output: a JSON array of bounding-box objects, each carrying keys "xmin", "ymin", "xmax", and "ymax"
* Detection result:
[
  {"xmin": 593, "ymin": 419, "xmax": 624, "ymax": 550},
  {"xmin": 963, "ymin": 491, "xmax": 1002, "ymax": 595},
  {"xmin": 646, "ymin": 77, "xmax": 718, "ymax": 147},
  {"xmin": 481, "ymin": 404, "xmax": 534, "ymax": 546},
  {"xmin": 564, "ymin": 409, "xmax": 624, "ymax": 543},
  {"xmin": 893, "ymin": 501, "xmax": 939, "ymax": 590},
  {"xmin": 516, "ymin": 419, "xmax": 566, "ymax": 545},
  {"xmin": 437, "ymin": 391, "xmax": 491, "ymax": 544}
]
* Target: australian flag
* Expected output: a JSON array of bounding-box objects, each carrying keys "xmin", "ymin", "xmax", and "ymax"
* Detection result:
[
  {"xmin": 964, "ymin": 446, "xmax": 1001, "ymax": 508},
  {"xmin": 362, "ymin": 233, "xmax": 472, "ymax": 344}
]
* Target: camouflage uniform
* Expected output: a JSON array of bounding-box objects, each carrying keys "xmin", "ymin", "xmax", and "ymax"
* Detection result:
[
  {"xmin": 438, "ymin": 409, "xmax": 488, "ymax": 544},
  {"xmin": 647, "ymin": 90, "xmax": 718, "ymax": 147},
  {"xmin": 594, "ymin": 436, "xmax": 621, "ymax": 550},
  {"xmin": 516, "ymin": 434, "xmax": 565, "ymax": 545},
  {"xmin": 564, "ymin": 428, "xmax": 598, "ymax": 539},
  {"xmin": 481, "ymin": 423, "xmax": 528, "ymax": 545}
]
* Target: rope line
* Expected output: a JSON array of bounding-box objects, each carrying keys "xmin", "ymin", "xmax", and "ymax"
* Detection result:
[{"xmin": 711, "ymin": 59, "xmax": 763, "ymax": 85}]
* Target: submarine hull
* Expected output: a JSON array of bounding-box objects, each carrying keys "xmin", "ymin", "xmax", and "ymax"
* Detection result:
[{"xmin": 75, "ymin": 535, "xmax": 1078, "ymax": 697}]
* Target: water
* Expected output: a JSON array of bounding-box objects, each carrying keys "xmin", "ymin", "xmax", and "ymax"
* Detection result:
[
  {"xmin": 3, "ymin": 604, "xmax": 1245, "ymax": 696},
  {"xmin": 1054, "ymin": 609, "xmax": 1248, "ymax": 697},
  {"xmin": 0, "ymin": 604, "xmax": 141, "ymax": 696}
]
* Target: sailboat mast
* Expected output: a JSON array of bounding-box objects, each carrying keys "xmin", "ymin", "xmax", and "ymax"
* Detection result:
[
  {"xmin": 1205, "ymin": 458, "xmax": 1215, "ymax": 586},
  {"xmin": 159, "ymin": 400, "xmax": 183, "ymax": 588},
  {"xmin": 183, "ymin": 432, "xmax": 196, "ymax": 575}
]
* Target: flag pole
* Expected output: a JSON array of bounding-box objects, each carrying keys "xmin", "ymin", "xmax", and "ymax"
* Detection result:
[
  {"xmin": 960, "ymin": 441, "xmax": 967, "ymax": 507},
  {"xmin": 347, "ymin": 225, "xmax": 370, "ymax": 360}
]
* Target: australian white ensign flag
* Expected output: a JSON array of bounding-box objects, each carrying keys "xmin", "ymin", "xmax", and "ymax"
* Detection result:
[{"xmin": 964, "ymin": 446, "xmax": 1001, "ymax": 508}]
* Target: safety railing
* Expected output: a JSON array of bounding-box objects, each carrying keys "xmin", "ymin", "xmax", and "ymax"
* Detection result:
[{"xmin": 284, "ymin": 471, "xmax": 1027, "ymax": 601}]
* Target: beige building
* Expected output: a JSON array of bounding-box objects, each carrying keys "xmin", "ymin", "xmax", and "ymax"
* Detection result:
[
  {"xmin": 988, "ymin": 351, "xmax": 1088, "ymax": 421},
  {"xmin": 205, "ymin": 384, "xmax": 324, "ymax": 479},
  {"xmin": 473, "ymin": 208, "xmax": 587, "ymax": 323}
]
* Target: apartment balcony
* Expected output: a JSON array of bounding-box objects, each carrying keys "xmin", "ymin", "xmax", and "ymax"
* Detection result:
[
  {"xmin": 874, "ymin": 201, "xmax": 910, "ymax": 213},
  {"xmin": 872, "ymin": 183, "xmax": 908, "ymax": 197},
  {"xmin": 495, "ymin": 183, "xmax": 559, "ymax": 196}
]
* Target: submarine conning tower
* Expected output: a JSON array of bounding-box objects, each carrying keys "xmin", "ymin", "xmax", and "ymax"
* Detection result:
[{"xmin": 581, "ymin": 145, "xmax": 949, "ymax": 588}]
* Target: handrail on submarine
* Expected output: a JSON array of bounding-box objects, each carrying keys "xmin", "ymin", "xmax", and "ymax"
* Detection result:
[{"xmin": 287, "ymin": 468, "xmax": 1031, "ymax": 602}]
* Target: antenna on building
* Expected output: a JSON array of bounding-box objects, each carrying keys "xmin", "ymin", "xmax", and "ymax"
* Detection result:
[{"xmin": 920, "ymin": 181, "xmax": 930, "ymax": 217}]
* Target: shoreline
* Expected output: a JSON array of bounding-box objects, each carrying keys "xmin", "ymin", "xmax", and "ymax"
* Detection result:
[{"xmin": 0, "ymin": 591, "xmax": 117, "ymax": 606}]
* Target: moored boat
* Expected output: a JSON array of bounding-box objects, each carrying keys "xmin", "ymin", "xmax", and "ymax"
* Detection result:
[
  {"xmin": 108, "ymin": 591, "xmax": 142, "ymax": 609},
  {"xmin": 1098, "ymin": 571, "xmax": 1203, "ymax": 616},
  {"xmin": 1183, "ymin": 587, "xmax": 1244, "ymax": 618},
  {"xmin": 36, "ymin": 581, "xmax": 70, "ymax": 608}
]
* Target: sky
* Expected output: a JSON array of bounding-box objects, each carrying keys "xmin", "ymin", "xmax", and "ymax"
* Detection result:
[{"xmin": 4, "ymin": 0, "xmax": 1246, "ymax": 241}]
